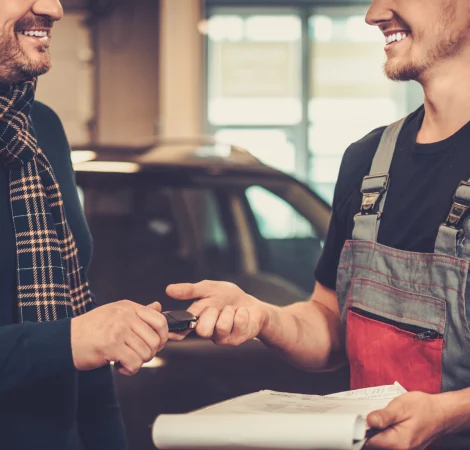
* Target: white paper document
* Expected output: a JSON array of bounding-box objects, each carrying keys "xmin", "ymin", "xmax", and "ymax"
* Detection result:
[{"xmin": 152, "ymin": 383, "xmax": 406, "ymax": 450}]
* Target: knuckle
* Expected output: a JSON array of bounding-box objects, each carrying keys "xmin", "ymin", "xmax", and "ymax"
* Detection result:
[
  {"xmin": 110, "ymin": 324, "xmax": 126, "ymax": 343},
  {"xmin": 215, "ymin": 321, "xmax": 230, "ymax": 335},
  {"xmin": 119, "ymin": 324, "xmax": 132, "ymax": 339},
  {"xmin": 206, "ymin": 306, "xmax": 219, "ymax": 315},
  {"xmin": 118, "ymin": 299, "xmax": 132, "ymax": 308},
  {"xmin": 156, "ymin": 315, "xmax": 168, "ymax": 331},
  {"xmin": 230, "ymin": 338, "xmax": 244, "ymax": 347},
  {"xmin": 223, "ymin": 282, "xmax": 239, "ymax": 293},
  {"xmin": 234, "ymin": 312, "xmax": 247, "ymax": 327},
  {"xmin": 223, "ymin": 305, "xmax": 235, "ymax": 315},
  {"xmin": 197, "ymin": 326, "xmax": 213, "ymax": 339},
  {"xmin": 216, "ymin": 325, "xmax": 231, "ymax": 338},
  {"xmin": 152, "ymin": 337, "xmax": 161, "ymax": 353},
  {"xmin": 130, "ymin": 360, "xmax": 142, "ymax": 374},
  {"xmin": 143, "ymin": 345, "xmax": 153, "ymax": 360}
]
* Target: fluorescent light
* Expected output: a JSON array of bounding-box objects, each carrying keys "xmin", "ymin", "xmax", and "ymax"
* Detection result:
[
  {"xmin": 110, "ymin": 357, "xmax": 166, "ymax": 369},
  {"xmin": 142, "ymin": 357, "xmax": 166, "ymax": 369},
  {"xmin": 73, "ymin": 161, "xmax": 140, "ymax": 173},
  {"xmin": 71, "ymin": 150, "xmax": 97, "ymax": 164}
]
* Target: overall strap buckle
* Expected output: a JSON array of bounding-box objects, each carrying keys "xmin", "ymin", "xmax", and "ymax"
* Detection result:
[
  {"xmin": 445, "ymin": 181, "xmax": 470, "ymax": 229},
  {"xmin": 359, "ymin": 174, "xmax": 389, "ymax": 216}
]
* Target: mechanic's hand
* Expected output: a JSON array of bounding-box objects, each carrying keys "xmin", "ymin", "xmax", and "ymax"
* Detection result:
[
  {"xmin": 364, "ymin": 392, "xmax": 446, "ymax": 450},
  {"xmin": 71, "ymin": 300, "xmax": 169, "ymax": 376},
  {"xmin": 166, "ymin": 280, "xmax": 269, "ymax": 346}
]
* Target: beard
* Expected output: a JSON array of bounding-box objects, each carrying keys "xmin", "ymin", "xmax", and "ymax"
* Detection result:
[
  {"xmin": 0, "ymin": 36, "xmax": 50, "ymax": 83},
  {"xmin": 384, "ymin": 3, "xmax": 464, "ymax": 82},
  {"xmin": 0, "ymin": 16, "xmax": 52, "ymax": 84}
]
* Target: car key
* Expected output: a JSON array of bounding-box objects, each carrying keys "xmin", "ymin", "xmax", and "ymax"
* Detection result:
[{"xmin": 162, "ymin": 310, "xmax": 199, "ymax": 332}]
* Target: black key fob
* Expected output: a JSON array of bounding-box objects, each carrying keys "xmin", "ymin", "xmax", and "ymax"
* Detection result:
[{"xmin": 163, "ymin": 310, "xmax": 198, "ymax": 332}]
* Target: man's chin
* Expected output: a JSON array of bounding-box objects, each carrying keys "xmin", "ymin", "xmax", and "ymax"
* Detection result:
[
  {"xmin": 384, "ymin": 60, "xmax": 422, "ymax": 82},
  {"xmin": 6, "ymin": 63, "xmax": 51, "ymax": 84},
  {"xmin": 19, "ymin": 57, "xmax": 51, "ymax": 80}
]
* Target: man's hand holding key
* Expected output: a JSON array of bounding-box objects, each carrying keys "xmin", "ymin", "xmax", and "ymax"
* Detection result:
[{"xmin": 71, "ymin": 300, "xmax": 169, "ymax": 376}]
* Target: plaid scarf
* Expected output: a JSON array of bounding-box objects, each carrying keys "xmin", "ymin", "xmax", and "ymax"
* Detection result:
[{"xmin": 0, "ymin": 80, "xmax": 92, "ymax": 322}]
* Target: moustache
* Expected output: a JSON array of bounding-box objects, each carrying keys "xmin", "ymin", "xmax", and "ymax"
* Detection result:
[
  {"xmin": 14, "ymin": 17, "xmax": 54, "ymax": 32},
  {"xmin": 379, "ymin": 16, "xmax": 412, "ymax": 33}
]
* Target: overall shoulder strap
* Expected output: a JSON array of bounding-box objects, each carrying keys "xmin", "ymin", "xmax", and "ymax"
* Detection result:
[
  {"xmin": 352, "ymin": 117, "xmax": 407, "ymax": 242},
  {"xmin": 435, "ymin": 181, "xmax": 470, "ymax": 256}
]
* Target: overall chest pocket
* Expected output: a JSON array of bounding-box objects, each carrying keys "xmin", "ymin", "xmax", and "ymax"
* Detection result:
[{"xmin": 346, "ymin": 278, "xmax": 447, "ymax": 394}]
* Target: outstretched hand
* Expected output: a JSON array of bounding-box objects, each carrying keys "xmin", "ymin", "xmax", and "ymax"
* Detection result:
[{"xmin": 166, "ymin": 280, "xmax": 270, "ymax": 346}]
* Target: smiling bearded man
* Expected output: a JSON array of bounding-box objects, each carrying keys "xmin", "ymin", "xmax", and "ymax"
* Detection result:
[{"xmin": 0, "ymin": 1, "xmax": 171, "ymax": 449}]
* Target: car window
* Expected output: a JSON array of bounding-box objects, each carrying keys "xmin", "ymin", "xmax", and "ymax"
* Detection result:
[
  {"xmin": 181, "ymin": 188, "xmax": 229, "ymax": 250},
  {"xmin": 245, "ymin": 186, "xmax": 322, "ymax": 295},
  {"xmin": 180, "ymin": 188, "xmax": 239, "ymax": 278},
  {"xmin": 246, "ymin": 186, "xmax": 315, "ymax": 239}
]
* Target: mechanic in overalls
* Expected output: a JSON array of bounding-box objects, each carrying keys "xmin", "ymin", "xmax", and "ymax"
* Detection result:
[{"xmin": 167, "ymin": 0, "xmax": 470, "ymax": 448}]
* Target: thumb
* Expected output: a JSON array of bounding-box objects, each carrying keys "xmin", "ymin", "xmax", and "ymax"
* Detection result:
[
  {"xmin": 368, "ymin": 407, "xmax": 399, "ymax": 430},
  {"xmin": 166, "ymin": 283, "xmax": 200, "ymax": 300},
  {"xmin": 147, "ymin": 301, "xmax": 162, "ymax": 313}
]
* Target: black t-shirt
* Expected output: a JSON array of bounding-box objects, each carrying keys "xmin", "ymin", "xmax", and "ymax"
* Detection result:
[{"xmin": 315, "ymin": 105, "xmax": 470, "ymax": 290}]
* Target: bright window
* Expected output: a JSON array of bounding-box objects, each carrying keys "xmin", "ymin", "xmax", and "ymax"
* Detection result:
[
  {"xmin": 206, "ymin": 6, "xmax": 423, "ymax": 204},
  {"xmin": 246, "ymin": 186, "xmax": 313, "ymax": 239}
]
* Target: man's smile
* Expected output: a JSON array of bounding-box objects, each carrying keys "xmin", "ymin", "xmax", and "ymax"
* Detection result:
[
  {"xmin": 16, "ymin": 28, "xmax": 50, "ymax": 44},
  {"xmin": 381, "ymin": 29, "xmax": 411, "ymax": 53},
  {"xmin": 385, "ymin": 31, "xmax": 410, "ymax": 45}
]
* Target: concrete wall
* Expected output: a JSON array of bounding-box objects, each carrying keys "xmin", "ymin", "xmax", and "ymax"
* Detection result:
[
  {"xmin": 158, "ymin": 0, "xmax": 204, "ymax": 139},
  {"xmin": 94, "ymin": 0, "xmax": 160, "ymax": 146}
]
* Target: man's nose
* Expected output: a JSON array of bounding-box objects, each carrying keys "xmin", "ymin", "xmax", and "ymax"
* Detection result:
[
  {"xmin": 32, "ymin": 0, "xmax": 64, "ymax": 22},
  {"xmin": 365, "ymin": 0, "xmax": 394, "ymax": 26}
]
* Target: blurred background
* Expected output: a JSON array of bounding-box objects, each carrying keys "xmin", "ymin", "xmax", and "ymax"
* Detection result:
[
  {"xmin": 35, "ymin": 1, "xmax": 425, "ymax": 449},
  {"xmin": 38, "ymin": 0, "xmax": 422, "ymax": 204}
]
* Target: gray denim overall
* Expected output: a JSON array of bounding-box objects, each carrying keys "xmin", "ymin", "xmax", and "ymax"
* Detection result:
[{"xmin": 336, "ymin": 117, "xmax": 470, "ymax": 448}]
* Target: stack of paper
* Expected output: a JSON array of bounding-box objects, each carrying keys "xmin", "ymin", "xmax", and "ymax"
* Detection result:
[{"xmin": 152, "ymin": 383, "xmax": 406, "ymax": 450}]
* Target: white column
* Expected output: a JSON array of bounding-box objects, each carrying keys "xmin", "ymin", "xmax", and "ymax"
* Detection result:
[{"xmin": 158, "ymin": 0, "xmax": 204, "ymax": 139}]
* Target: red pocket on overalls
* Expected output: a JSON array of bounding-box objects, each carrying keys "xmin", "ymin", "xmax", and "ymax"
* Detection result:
[{"xmin": 347, "ymin": 308, "xmax": 444, "ymax": 393}]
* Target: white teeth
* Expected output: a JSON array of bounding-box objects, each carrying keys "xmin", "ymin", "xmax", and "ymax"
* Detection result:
[
  {"xmin": 386, "ymin": 32, "xmax": 408, "ymax": 45},
  {"xmin": 20, "ymin": 30, "xmax": 48, "ymax": 38}
]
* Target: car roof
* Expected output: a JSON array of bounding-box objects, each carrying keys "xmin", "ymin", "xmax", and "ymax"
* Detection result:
[
  {"xmin": 72, "ymin": 139, "xmax": 283, "ymax": 177},
  {"xmin": 73, "ymin": 139, "xmax": 332, "ymax": 236}
]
